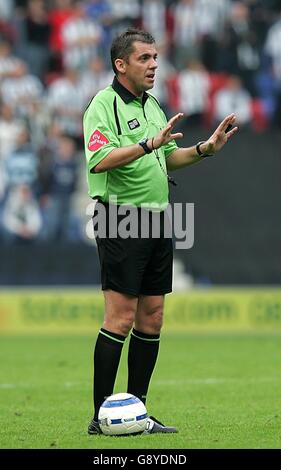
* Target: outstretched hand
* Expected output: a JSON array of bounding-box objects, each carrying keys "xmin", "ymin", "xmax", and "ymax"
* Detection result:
[
  {"xmin": 152, "ymin": 113, "xmax": 184, "ymax": 149},
  {"xmin": 200, "ymin": 114, "xmax": 238, "ymax": 155}
]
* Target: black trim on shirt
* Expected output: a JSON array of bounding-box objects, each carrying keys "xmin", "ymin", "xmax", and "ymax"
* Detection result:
[
  {"xmin": 112, "ymin": 76, "xmax": 149, "ymax": 105},
  {"xmin": 83, "ymin": 95, "xmax": 95, "ymax": 113},
  {"xmin": 149, "ymin": 93, "xmax": 164, "ymax": 111},
  {"xmin": 113, "ymin": 96, "xmax": 122, "ymax": 135}
]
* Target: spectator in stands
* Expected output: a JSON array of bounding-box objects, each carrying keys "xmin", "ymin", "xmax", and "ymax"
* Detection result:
[
  {"xmin": 85, "ymin": 0, "xmax": 114, "ymax": 63},
  {"xmin": 108, "ymin": 0, "xmax": 141, "ymax": 34},
  {"xmin": 0, "ymin": 40, "xmax": 24, "ymax": 81},
  {"xmin": 196, "ymin": 0, "xmax": 230, "ymax": 40},
  {"xmin": 177, "ymin": 60, "xmax": 210, "ymax": 126},
  {"xmin": 254, "ymin": 68, "xmax": 278, "ymax": 123},
  {"xmin": 195, "ymin": 0, "xmax": 230, "ymax": 72},
  {"xmin": 61, "ymin": 1, "xmax": 102, "ymax": 71},
  {"xmin": 0, "ymin": 61, "xmax": 43, "ymax": 119},
  {"xmin": 15, "ymin": 0, "xmax": 51, "ymax": 80},
  {"xmin": 2, "ymin": 184, "xmax": 42, "ymax": 244},
  {"xmin": 14, "ymin": 0, "xmax": 29, "ymax": 14},
  {"xmin": 213, "ymin": 74, "xmax": 252, "ymax": 126},
  {"xmin": 44, "ymin": 134, "xmax": 78, "ymax": 241},
  {"xmin": 80, "ymin": 56, "xmax": 113, "ymax": 107},
  {"xmin": 37, "ymin": 122, "xmax": 62, "ymax": 205},
  {"xmin": 0, "ymin": 103, "xmax": 26, "ymax": 162},
  {"xmin": 0, "ymin": 0, "xmax": 14, "ymax": 21},
  {"xmin": 5, "ymin": 127, "xmax": 39, "ymax": 190},
  {"xmin": 0, "ymin": 1, "xmax": 15, "ymax": 44},
  {"xmin": 46, "ymin": 67, "xmax": 84, "ymax": 141},
  {"xmin": 0, "ymin": 103, "xmax": 26, "ymax": 201},
  {"xmin": 48, "ymin": 0, "xmax": 75, "ymax": 73},
  {"xmin": 264, "ymin": 11, "xmax": 281, "ymax": 85},
  {"xmin": 218, "ymin": 1, "xmax": 260, "ymax": 96},
  {"xmin": 173, "ymin": 0, "xmax": 200, "ymax": 69},
  {"xmin": 264, "ymin": 11, "xmax": 281, "ymax": 126},
  {"xmin": 141, "ymin": 0, "xmax": 168, "ymax": 43}
]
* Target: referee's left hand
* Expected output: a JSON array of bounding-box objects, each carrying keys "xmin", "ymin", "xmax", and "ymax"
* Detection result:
[{"xmin": 200, "ymin": 114, "xmax": 238, "ymax": 155}]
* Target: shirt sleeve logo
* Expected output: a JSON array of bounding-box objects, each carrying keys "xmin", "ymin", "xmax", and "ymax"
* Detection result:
[{"xmin": 88, "ymin": 130, "xmax": 109, "ymax": 151}]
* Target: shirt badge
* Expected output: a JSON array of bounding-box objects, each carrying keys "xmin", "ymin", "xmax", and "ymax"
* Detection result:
[
  {"xmin": 128, "ymin": 118, "xmax": 140, "ymax": 130},
  {"xmin": 88, "ymin": 130, "xmax": 109, "ymax": 151}
]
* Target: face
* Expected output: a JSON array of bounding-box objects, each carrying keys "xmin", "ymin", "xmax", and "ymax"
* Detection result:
[{"xmin": 115, "ymin": 41, "xmax": 158, "ymax": 96}]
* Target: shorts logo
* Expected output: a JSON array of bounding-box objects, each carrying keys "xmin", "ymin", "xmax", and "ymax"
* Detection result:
[
  {"xmin": 88, "ymin": 130, "xmax": 109, "ymax": 151},
  {"xmin": 128, "ymin": 118, "xmax": 140, "ymax": 130}
]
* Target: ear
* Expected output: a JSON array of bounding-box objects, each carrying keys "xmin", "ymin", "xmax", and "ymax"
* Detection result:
[{"xmin": 115, "ymin": 59, "xmax": 126, "ymax": 75}]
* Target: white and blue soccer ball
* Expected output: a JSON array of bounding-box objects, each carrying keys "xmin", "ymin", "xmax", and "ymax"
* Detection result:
[{"xmin": 98, "ymin": 393, "xmax": 148, "ymax": 436}]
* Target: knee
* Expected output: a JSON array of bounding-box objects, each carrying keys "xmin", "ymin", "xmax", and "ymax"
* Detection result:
[
  {"xmin": 137, "ymin": 305, "xmax": 163, "ymax": 334},
  {"xmin": 104, "ymin": 309, "xmax": 135, "ymax": 337},
  {"xmin": 118, "ymin": 312, "xmax": 135, "ymax": 336},
  {"xmin": 150, "ymin": 307, "xmax": 163, "ymax": 333}
]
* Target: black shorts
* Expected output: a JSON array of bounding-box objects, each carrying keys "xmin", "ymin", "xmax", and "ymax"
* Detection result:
[{"xmin": 93, "ymin": 200, "xmax": 173, "ymax": 297}]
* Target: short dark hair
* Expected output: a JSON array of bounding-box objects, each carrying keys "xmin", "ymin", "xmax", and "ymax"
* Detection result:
[{"xmin": 110, "ymin": 29, "xmax": 155, "ymax": 75}]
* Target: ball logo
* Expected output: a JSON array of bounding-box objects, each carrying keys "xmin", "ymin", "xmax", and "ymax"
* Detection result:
[{"xmin": 88, "ymin": 129, "xmax": 109, "ymax": 151}]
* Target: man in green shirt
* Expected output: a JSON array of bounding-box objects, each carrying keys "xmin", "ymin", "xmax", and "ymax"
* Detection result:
[{"xmin": 84, "ymin": 29, "xmax": 237, "ymax": 435}]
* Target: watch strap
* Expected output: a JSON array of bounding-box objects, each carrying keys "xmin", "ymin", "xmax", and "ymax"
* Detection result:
[
  {"xmin": 139, "ymin": 138, "xmax": 152, "ymax": 154},
  {"xmin": 196, "ymin": 141, "xmax": 214, "ymax": 158}
]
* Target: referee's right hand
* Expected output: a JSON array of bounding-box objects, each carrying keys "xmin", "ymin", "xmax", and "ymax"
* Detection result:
[{"xmin": 151, "ymin": 113, "xmax": 184, "ymax": 150}]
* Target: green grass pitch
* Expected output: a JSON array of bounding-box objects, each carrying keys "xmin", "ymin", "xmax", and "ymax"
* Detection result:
[{"xmin": 1, "ymin": 332, "xmax": 281, "ymax": 449}]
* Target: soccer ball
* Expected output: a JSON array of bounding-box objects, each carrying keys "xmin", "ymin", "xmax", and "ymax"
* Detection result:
[{"xmin": 98, "ymin": 393, "xmax": 148, "ymax": 436}]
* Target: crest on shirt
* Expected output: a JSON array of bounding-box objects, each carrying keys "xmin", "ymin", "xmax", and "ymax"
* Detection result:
[
  {"xmin": 88, "ymin": 130, "xmax": 109, "ymax": 151},
  {"xmin": 127, "ymin": 118, "xmax": 140, "ymax": 130}
]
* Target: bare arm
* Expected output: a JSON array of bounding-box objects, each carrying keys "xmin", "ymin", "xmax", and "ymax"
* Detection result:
[
  {"xmin": 93, "ymin": 143, "xmax": 146, "ymax": 173},
  {"xmin": 166, "ymin": 146, "xmax": 202, "ymax": 170},
  {"xmin": 166, "ymin": 114, "xmax": 238, "ymax": 171},
  {"xmin": 94, "ymin": 112, "xmax": 237, "ymax": 173},
  {"xmin": 93, "ymin": 113, "xmax": 184, "ymax": 173}
]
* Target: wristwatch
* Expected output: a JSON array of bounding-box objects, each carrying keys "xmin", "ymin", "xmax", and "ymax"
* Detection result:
[
  {"xmin": 138, "ymin": 138, "xmax": 152, "ymax": 154},
  {"xmin": 196, "ymin": 141, "xmax": 214, "ymax": 158}
]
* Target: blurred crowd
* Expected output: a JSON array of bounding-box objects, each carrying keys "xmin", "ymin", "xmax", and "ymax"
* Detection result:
[{"xmin": 1, "ymin": 0, "xmax": 281, "ymax": 245}]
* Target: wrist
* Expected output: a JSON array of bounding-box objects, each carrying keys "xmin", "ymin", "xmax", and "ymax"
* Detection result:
[
  {"xmin": 196, "ymin": 141, "xmax": 214, "ymax": 158},
  {"xmin": 198, "ymin": 142, "xmax": 208, "ymax": 155},
  {"xmin": 149, "ymin": 137, "xmax": 155, "ymax": 151},
  {"xmin": 138, "ymin": 138, "xmax": 153, "ymax": 154}
]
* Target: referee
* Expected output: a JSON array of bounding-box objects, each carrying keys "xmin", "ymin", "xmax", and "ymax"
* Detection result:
[{"xmin": 83, "ymin": 29, "xmax": 237, "ymax": 435}]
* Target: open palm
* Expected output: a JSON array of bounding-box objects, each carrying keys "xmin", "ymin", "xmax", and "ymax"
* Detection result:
[{"xmin": 203, "ymin": 113, "xmax": 238, "ymax": 155}]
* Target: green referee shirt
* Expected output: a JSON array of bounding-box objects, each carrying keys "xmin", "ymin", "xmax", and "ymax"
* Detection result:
[{"xmin": 83, "ymin": 77, "xmax": 178, "ymax": 210}]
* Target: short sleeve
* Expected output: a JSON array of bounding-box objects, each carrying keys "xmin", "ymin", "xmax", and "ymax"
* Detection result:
[
  {"xmin": 163, "ymin": 139, "xmax": 179, "ymax": 159},
  {"xmin": 158, "ymin": 107, "xmax": 178, "ymax": 158},
  {"xmin": 83, "ymin": 96, "xmax": 120, "ymax": 171}
]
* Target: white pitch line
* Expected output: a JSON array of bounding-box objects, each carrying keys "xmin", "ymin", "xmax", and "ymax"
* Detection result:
[
  {"xmin": 155, "ymin": 377, "xmax": 281, "ymax": 386},
  {"xmin": 0, "ymin": 382, "xmax": 85, "ymax": 389},
  {"xmin": 1, "ymin": 377, "xmax": 280, "ymax": 390}
]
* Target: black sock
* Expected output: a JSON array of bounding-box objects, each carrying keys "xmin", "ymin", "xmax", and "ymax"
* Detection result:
[
  {"xmin": 127, "ymin": 328, "xmax": 160, "ymax": 405},
  {"xmin": 93, "ymin": 328, "xmax": 126, "ymax": 420}
]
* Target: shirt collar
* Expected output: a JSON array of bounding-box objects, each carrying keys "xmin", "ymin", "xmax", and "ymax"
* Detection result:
[{"xmin": 112, "ymin": 76, "xmax": 149, "ymax": 105}]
